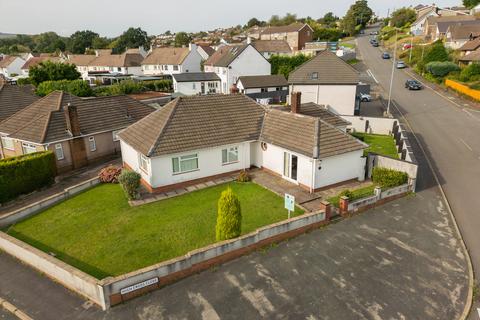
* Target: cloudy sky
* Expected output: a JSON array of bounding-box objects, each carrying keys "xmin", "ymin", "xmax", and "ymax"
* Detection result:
[{"xmin": 1, "ymin": 0, "xmax": 460, "ymax": 37}]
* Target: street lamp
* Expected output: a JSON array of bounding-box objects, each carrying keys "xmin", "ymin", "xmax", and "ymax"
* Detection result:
[{"xmin": 386, "ymin": 28, "xmax": 398, "ymax": 117}]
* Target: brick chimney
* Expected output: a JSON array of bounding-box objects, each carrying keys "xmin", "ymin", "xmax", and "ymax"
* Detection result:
[
  {"xmin": 64, "ymin": 103, "xmax": 81, "ymax": 137},
  {"xmin": 230, "ymin": 83, "xmax": 239, "ymax": 94},
  {"xmin": 291, "ymin": 92, "xmax": 301, "ymax": 113}
]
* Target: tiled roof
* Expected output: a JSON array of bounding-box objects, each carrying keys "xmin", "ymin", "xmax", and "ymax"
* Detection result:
[
  {"xmin": 0, "ymin": 56, "xmax": 18, "ymax": 68},
  {"xmin": 448, "ymin": 23, "xmax": 480, "ymax": 40},
  {"xmin": 273, "ymin": 102, "xmax": 350, "ymax": 127},
  {"xmin": 21, "ymin": 56, "xmax": 62, "ymax": 70},
  {"xmin": 288, "ymin": 50, "xmax": 359, "ymax": 85},
  {"xmin": 429, "ymin": 15, "xmax": 478, "ymax": 33},
  {"xmin": 204, "ymin": 44, "xmax": 249, "ymax": 67},
  {"xmin": 118, "ymin": 94, "xmax": 265, "ymax": 157},
  {"xmin": 67, "ymin": 54, "xmax": 96, "ymax": 66},
  {"xmin": 198, "ymin": 45, "xmax": 216, "ymax": 56},
  {"xmin": 261, "ymin": 109, "xmax": 366, "ymax": 159},
  {"xmin": 89, "ymin": 52, "xmax": 144, "ymax": 67},
  {"xmin": 0, "ymin": 84, "xmax": 38, "ymax": 122},
  {"xmin": 0, "ymin": 91, "xmax": 154, "ymax": 143},
  {"xmin": 260, "ymin": 23, "xmax": 311, "ymax": 35},
  {"xmin": 459, "ymin": 37, "xmax": 480, "ymax": 51},
  {"xmin": 237, "ymin": 75, "xmax": 287, "ymax": 89},
  {"xmin": 251, "ymin": 40, "xmax": 292, "ymax": 53},
  {"xmin": 459, "ymin": 50, "xmax": 480, "ymax": 61},
  {"xmin": 172, "ymin": 72, "xmax": 220, "ymax": 82},
  {"xmin": 119, "ymin": 94, "xmax": 365, "ymax": 159},
  {"xmin": 142, "ymin": 47, "xmax": 190, "ymax": 66}
]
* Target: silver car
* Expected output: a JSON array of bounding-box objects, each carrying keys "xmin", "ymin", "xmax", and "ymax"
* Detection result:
[{"xmin": 396, "ymin": 61, "xmax": 407, "ymax": 69}]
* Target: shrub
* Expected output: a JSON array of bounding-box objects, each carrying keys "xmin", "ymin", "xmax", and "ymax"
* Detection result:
[
  {"xmin": 216, "ymin": 187, "xmax": 242, "ymax": 241},
  {"xmin": 237, "ymin": 170, "xmax": 251, "ymax": 183},
  {"xmin": 372, "ymin": 167, "xmax": 408, "ymax": 188},
  {"xmin": 0, "ymin": 151, "xmax": 56, "ymax": 204},
  {"xmin": 16, "ymin": 77, "xmax": 32, "ymax": 85},
  {"xmin": 118, "ymin": 170, "xmax": 141, "ymax": 200},
  {"xmin": 98, "ymin": 166, "xmax": 122, "ymax": 183},
  {"xmin": 423, "ymin": 41, "xmax": 449, "ymax": 65},
  {"xmin": 426, "ymin": 61, "xmax": 460, "ymax": 78},
  {"xmin": 459, "ymin": 63, "xmax": 480, "ymax": 82},
  {"xmin": 269, "ymin": 54, "xmax": 310, "ymax": 78},
  {"xmin": 143, "ymin": 79, "xmax": 173, "ymax": 92},
  {"xmin": 36, "ymin": 79, "xmax": 93, "ymax": 97},
  {"xmin": 339, "ymin": 189, "xmax": 353, "ymax": 199}
]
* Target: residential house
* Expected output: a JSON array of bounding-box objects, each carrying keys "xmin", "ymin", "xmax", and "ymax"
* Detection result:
[
  {"xmin": 0, "ymin": 82, "xmax": 38, "ymax": 123},
  {"xmin": 288, "ymin": 50, "xmax": 360, "ymax": 115},
  {"xmin": 197, "ymin": 45, "xmax": 216, "ymax": 60},
  {"xmin": 0, "ymin": 91, "xmax": 154, "ymax": 172},
  {"xmin": 250, "ymin": 23, "xmax": 314, "ymax": 51},
  {"xmin": 445, "ymin": 23, "xmax": 480, "ymax": 49},
  {"xmin": 118, "ymin": 93, "xmax": 366, "ymax": 193},
  {"xmin": 250, "ymin": 40, "xmax": 293, "ymax": 59},
  {"xmin": 411, "ymin": 5, "xmax": 439, "ymax": 36},
  {"xmin": 236, "ymin": 74, "xmax": 288, "ymax": 104},
  {"xmin": 204, "ymin": 44, "xmax": 271, "ymax": 94},
  {"xmin": 172, "ymin": 72, "xmax": 221, "ymax": 95},
  {"xmin": 20, "ymin": 56, "xmax": 63, "ymax": 77},
  {"xmin": 458, "ymin": 50, "xmax": 480, "ymax": 64},
  {"xmin": 0, "ymin": 55, "xmax": 25, "ymax": 78},
  {"xmin": 142, "ymin": 44, "xmax": 202, "ymax": 76},
  {"xmin": 85, "ymin": 49, "xmax": 145, "ymax": 83},
  {"xmin": 472, "ymin": 4, "xmax": 480, "ymax": 15},
  {"xmin": 67, "ymin": 54, "xmax": 96, "ymax": 80},
  {"xmin": 424, "ymin": 15, "xmax": 478, "ymax": 41},
  {"xmin": 459, "ymin": 37, "xmax": 480, "ymax": 55}
]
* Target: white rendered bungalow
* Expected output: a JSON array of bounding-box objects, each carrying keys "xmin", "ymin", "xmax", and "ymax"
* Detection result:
[{"xmin": 118, "ymin": 93, "xmax": 367, "ymax": 193}]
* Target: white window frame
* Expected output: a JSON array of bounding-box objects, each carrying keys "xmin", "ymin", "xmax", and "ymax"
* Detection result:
[
  {"xmin": 55, "ymin": 143, "xmax": 64, "ymax": 160},
  {"xmin": 112, "ymin": 130, "xmax": 120, "ymax": 142},
  {"xmin": 172, "ymin": 153, "xmax": 199, "ymax": 174},
  {"xmin": 139, "ymin": 154, "xmax": 149, "ymax": 173},
  {"xmin": 88, "ymin": 136, "xmax": 96, "ymax": 152},
  {"xmin": 222, "ymin": 146, "xmax": 239, "ymax": 165},
  {"xmin": 1, "ymin": 136, "xmax": 14, "ymax": 150},
  {"xmin": 22, "ymin": 142, "xmax": 36, "ymax": 154}
]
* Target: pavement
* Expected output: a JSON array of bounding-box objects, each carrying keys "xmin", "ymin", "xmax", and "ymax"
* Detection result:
[{"xmin": 358, "ymin": 26, "xmax": 479, "ymax": 318}]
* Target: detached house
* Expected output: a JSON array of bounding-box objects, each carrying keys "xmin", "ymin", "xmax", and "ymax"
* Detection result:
[
  {"xmin": 0, "ymin": 91, "xmax": 154, "ymax": 172},
  {"xmin": 251, "ymin": 40, "xmax": 293, "ymax": 59},
  {"xmin": 142, "ymin": 44, "xmax": 202, "ymax": 76},
  {"xmin": 0, "ymin": 82, "xmax": 38, "ymax": 123},
  {"xmin": 424, "ymin": 15, "xmax": 478, "ymax": 41},
  {"xmin": 86, "ymin": 49, "xmax": 145, "ymax": 79},
  {"xmin": 0, "ymin": 55, "xmax": 25, "ymax": 78},
  {"xmin": 21, "ymin": 56, "xmax": 63, "ymax": 77},
  {"xmin": 197, "ymin": 45, "xmax": 216, "ymax": 60},
  {"xmin": 445, "ymin": 23, "xmax": 480, "ymax": 49},
  {"xmin": 288, "ymin": 51, "xmax": 360, "ymax": 115},
  {"xmin": 67, "ymin": 54, "xmax": 96, "ymax": 79},
  {"xmin": 204, "ymin": 44, "xmax": 271, "ymax": 94},
  {"xmin": 118, "ymin": 93, "xmax": 366, "ymax": 193},
  {"xmin": 236, "ymin": 74, "xmax": 288, "ymax": 104},
  {"xmin": 251, "ymin": 23, "xmax": 314, "ymax": 51},
  {"xmin": 172, "ymin": 72, "xmax": 221, "ymax": 95}
]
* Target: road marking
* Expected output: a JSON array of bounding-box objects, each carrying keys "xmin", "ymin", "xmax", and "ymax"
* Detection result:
[
  {"xmin": 462, "ymin": 109, "xmax": 480, "ymax": 122},
  {"xmin": 0, "ymin": 297, "xmax": 33, "ymax": 320},
  {"xmin": 366, "ymin": 69, "xmax": 379, "ymax": 84},
  {"xmin": 459, "ymin": 138, "xmax": 473, "ymax": 152},
  {"xmin": 188, "ymin": 292, "xmax": 220, "ymax": 320}
]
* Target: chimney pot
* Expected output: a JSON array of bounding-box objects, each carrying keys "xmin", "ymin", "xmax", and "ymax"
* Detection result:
[
  {"xmin": 291, "ymin": 92, "xmax": 302, "ymax": 114},
  {"xmin": 230, "ymin": 83, "xmax": 239, "ymax": 94}
]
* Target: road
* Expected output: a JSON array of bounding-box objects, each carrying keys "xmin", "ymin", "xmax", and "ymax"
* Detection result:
[{"xmin": 357, "ymin": 28, "xmax": 480, "ymax": 317}]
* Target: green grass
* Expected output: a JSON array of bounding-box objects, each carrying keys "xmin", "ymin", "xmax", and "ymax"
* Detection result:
[
  {"xmin": 347, "ymin": 58, "xmax": 360, "ymax": 65},
  {"xmin": 327, "ymin": 185, "xmax": 377, "ymax": 207},
  {"xmin": 6, "ymin": 182, "xmax": 303, "ymax": 279},
  {"xmin": 351, "ymin": 132, "xmax": 399, "ymax": 159},
  {"xmin": 340, "ymin": 42, "xmax": 356, "ymax": 49}
]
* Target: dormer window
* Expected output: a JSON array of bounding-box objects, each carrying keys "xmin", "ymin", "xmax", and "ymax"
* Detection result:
[{"xmin": 311, "ymin": 72, "xmax": 318, "ymax": 80}]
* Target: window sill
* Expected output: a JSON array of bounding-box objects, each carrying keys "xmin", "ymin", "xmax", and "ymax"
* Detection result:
[
  {"xmin": 172, "ymin": 168, "xmax": 200, "ymax": 176},
  {"xmin": 222, "ymin": 161, "xmax": 239, "ymax": 166}
]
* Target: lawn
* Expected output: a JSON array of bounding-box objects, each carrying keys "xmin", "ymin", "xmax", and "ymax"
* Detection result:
[
  {"xmin": 6, "ymin": 182, "xmax": 303, "ymax": 279},
  {"xmin": 351, "ymin": 132, "xmax": 399, "ymax": 159},
  {"xmin": 327, "ymin": 184, "xmax": 377, "ymax": 208}
]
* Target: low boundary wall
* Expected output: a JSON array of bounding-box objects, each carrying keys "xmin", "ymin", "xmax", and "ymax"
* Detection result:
[
  {"xmin": 0, "ymin": 177, "xmax": 100, "ymax": 228},
  {"xmin": 445, "ymin": 79, "xmax": 480, "ymax": 101},
  {"xmin": 366, "ymin": 154, "xmax": 418, "ymax": 191}
]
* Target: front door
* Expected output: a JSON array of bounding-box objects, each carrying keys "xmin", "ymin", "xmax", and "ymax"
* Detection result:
[
  {"xmin": 201, "ymin": 82, "xmax": 205, "ymax": 94},
  {"xmin": 283, "ymin": 152, "xmax": 298, "ymax": 181}
]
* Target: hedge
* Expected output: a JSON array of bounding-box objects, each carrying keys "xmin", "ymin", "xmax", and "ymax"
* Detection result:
[
  {"xmin": 0, "ymin": 151, "xmax": 56, "ymax": 203},
  {"xmin": 36, "ymin": 79, "xmax": 94, "ymax": 97},
  {"xmin": 426, "ymin": 61, "xmax": 459, "ymax": 78},
  {"xmin": 372, "ymin": 167, "xmax": 408, "ymax": 189}
]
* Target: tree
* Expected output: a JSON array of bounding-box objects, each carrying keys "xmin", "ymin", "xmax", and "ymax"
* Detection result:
[
  {"xmin": 314, "ymin": 28, "xmax": 344, "ymax": 41},
  {"xmin": 68, "ymin": 30, "xmax": 99, "ymax": 54},
  {"xmin": 113, "ymin": 27, "xmax": 150, "ymax": 53},
  {"xmin": 216, "ymin": 187, "xmax": 242, "ymax": 241},
  {"xmin": 269, "ymin": 54, "xmax": 310, "ymax": 78},
  {"xmin": 28, "ymin": 61, "xmax": 80, "ymax": 86},
  {"xmin": 319, "ymin": 12, "xmax": 338, "ymax": 28},
  {"xmin": 246, "ymin": 17, "xmax": 263, "ymax": 28},
  {"xmin": 174, "ymin": 32, "xmax": 191, "ymax": 47},
  {"xmin": 36, "ymin": 79, "xmax": 93, "ymax": 97},
  {"xmin": 341, "ymin": 0, "xmax": 373, "ymax": 35},
  {"xmin": 269, "ymin": 13, "xmax": 297, "ymax": 26},
  {"xmin": 423, "ymin": 40, "xmax": 449, "ymax": 64},
  {"xmin": 34, "ymin": 32, "xmax": 66, "ymax": 53},
  {"xmin": 390, "ymin": 8, "xmax": 417, "ymax": 28},
  {"xmin": 463, "ymin": 0, "xmax": 480, "ymax": 8},
  {"xmin": 91, "ymin": 36, "xmax": 110, "ymax": 49}
]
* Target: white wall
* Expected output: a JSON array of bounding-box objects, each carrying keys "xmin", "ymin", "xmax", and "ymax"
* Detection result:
[
  {"xmin": 149, "ymin": 142, "xmax": 251, "ymax": 188},
  {"xmin": 0, "ymin": 57, "xmax": 25, "ymax": 77},
  {"xmin": 126, "ymin": 66, "xmax": 143, "ymax": 76},
  {"xmin": 290, "ymin": 84, "xmax": 357, "ymax": 115},
  {"xmin": 120, "ymin": 141, "xmax": 151, "ymax": 185},
  {"xmin": 174, "ymin": 80, "xmax": 221, "ymax": 95},
  {"xmin": 342, "ymin": 115, "xmax": 397, "ymax": 135},
  {"xmin": 182, "ymin": 49, "xmax": 202, "ymax": 73},
  {"xmin": 315, "ymin": 150, "xmax": 365, "ymax": 189}
]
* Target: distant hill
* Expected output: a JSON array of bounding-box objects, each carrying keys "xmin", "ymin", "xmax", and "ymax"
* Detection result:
[{"xmin": 0, "ymin": 32, "xmax": 17, "ymax": 39}]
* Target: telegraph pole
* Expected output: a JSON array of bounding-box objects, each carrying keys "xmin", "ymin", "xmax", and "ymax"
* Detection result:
[{"xmin": 387, "ymin": 29, "xmax": 398, "ymax": 117}]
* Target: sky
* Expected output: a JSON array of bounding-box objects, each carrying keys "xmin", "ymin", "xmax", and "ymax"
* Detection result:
[{"xmin": 1, "ymin": 0, "xmax": 461, "ymax": 37}]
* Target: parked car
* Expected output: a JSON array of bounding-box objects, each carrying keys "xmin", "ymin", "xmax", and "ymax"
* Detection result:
[
  {"xmin": 359, "ymin": 30, "xmax": 365, "ymax": 34},
  {"xmin": 360, "ymin": 92, "xmax": 372, "ymax": 102},
  {"xmin": 370, "ymin": 31, "xmax": 379, "ymax": 35},
  {"xmin": 371, "ymin": 40, "xmax": 379, "ymax": 47},
  {"xmin": 403, "ymin": 43, "xmax": 412, "ymax": 50},
  {"xmin": 396, "ymin": 61, "xmax": 407, "ymax": 69},
  {"xmin": 382, "ymin": 52, "xmax": 391, "ymax": 59},
  {"xmin": 405, "ymin": 79, "xmax": 423, "ymax": 90}
]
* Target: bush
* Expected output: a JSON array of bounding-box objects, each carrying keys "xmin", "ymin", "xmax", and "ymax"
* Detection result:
[
  {"xmin": 36, "ymin": 79, "xmax": 93, "ymax": 97},
  {"xmin": 0, "ymin": 151, "xmax": 56, "ymax": 204},
  {"xmin": 118, "ymin": 170, "xmax": 141, "ymax": 200},
  {"xmin": 237, "ymin": 170, "xmax": 251, "ymax": 183},
  {"xmin": 216, "ymin": 187, "xmax": 242, "ymax": 241},
  {"xmin": 29, "ymin": 61, "xmax": 81, "ymax": 86},
  {"xmin": 16, "ymin": 77, "xmax": 32, "ymax": 85},
  {"xmin": 423, "ymin": 41, "xmax": 449, "ymax": 65},
  {"xmin": 98, "ymin": 166, "xmax": 122, "ymax": 183},
  {"xmin": 93, "ymin": 79, "xmax": 174, "ymax": 97},
  {"xmin": 143, "ymin": 79, "xmax": 173, "ymax": 92},
  {"xmin": 426, "ymin": 61, "xmax": 460, "ymax": 78},
  {"xmin": 339, "ymin": 189, "xmax": 353, "ymax": 199},
  {"xmin": 269, "ymin": 54, "xmax": 310, "ymax": 78},
  {"xmin": 372, "ymin": 167, "xmax": 408, "ymax": 189},
  {"xmin": 459, "ymin": 63, "xmax": 480, "ymax": 82}
]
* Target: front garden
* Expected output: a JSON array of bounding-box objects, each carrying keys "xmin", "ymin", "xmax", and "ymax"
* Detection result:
[
  {"xmin": 351, "ymin": 132, "xmax": 399, "ymax": 159},
  {"xmin": 6, "ymin": 181, "xmax": 303, "ymax": 279}
]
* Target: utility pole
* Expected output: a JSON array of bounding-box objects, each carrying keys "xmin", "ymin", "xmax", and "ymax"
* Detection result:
[
  {"xmin": 387, "ymin": 29, "xmax": 398, "ymax": 117},
  {"xmin": 409, "ymin": 36, "xmax": 414, "ymax": 63}
]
